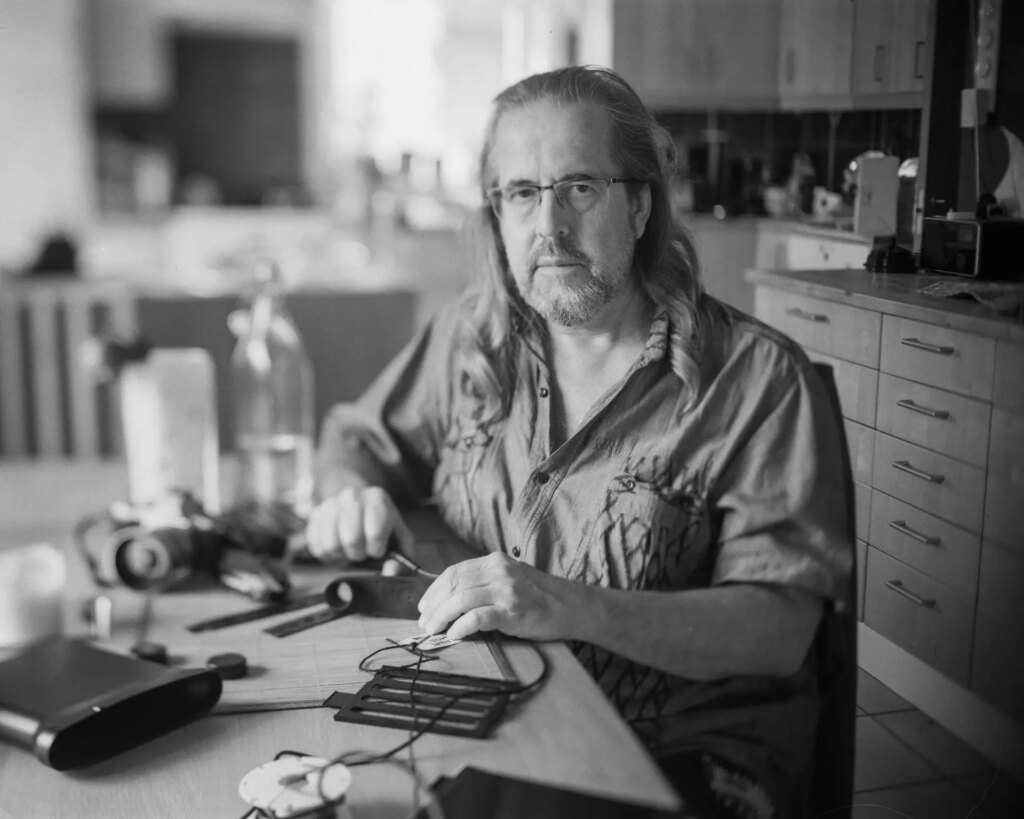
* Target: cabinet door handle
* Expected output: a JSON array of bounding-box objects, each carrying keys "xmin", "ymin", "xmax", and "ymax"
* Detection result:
[
  {"xmin": 896, "ymin": 399, "xmax": 950, "ymax": 420},
  {"xmin": 785, "ymin": 307, "xmax": 829, "ymax": 323},
  {"xmin": 914, "ymin": 40, "xmax": 926, "ymax": 79},
  {"xmin": 785, "ymin": 47, "xmax": 796, "ymax": 86},
  {"xmin": 892, "ymin": 460, "xmax": 945, "ymax": 484},
  {"xmin": 874, "ymin": 44, "xmax": 885, "ymax": 82},
  {"xmin": 888, "ymin": 520, "xmax": 940, "ymax": 545},
  {"xmin": 885, "ymin": 579, "xmax": 936, "ymax": 608},
  {"xmin": 899, "ymin": 337, "xmax": 955, "ymax": 355}
]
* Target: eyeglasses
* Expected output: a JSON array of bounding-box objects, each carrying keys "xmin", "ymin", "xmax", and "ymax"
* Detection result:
[{"xmin": 486, "ymin": 177, "xmax": 638, "ymax": 221}]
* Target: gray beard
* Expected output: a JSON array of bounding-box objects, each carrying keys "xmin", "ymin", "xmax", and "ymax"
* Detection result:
[{"xmin": 528, "ymin": 272, "xmax": 616, "ymax": 326}]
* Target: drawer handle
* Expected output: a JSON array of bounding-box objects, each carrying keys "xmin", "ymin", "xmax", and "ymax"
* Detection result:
[
  {"xmin": 892, "ymin": 460, "xmax": 945, "ymax": 484},
  {"xmin": 888, "ymin": 520, "xmax": 940, "ymax": 545},
  {"xmin": 785, "ymin": 307, "xmax": 829, "ymax": 323},
  {"xmin": 899, "ymin": 337, "xmax": 954, "ymax": 355},
  {"xmin": 885, "ymin": 579, "xmax": 936, "ymax": 608},
  {"xmin": 895, "ymin": 399, "xmax": 950, "ymax": 420}
]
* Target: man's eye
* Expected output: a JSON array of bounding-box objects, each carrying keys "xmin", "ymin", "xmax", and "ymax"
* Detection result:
[
  {"xmin": 505, "ymin": 187, "xmax": 536, "ymax": 202},
  {"xmin": 569, "ymin": 182, "xmax": 597, "ymax": 195}
]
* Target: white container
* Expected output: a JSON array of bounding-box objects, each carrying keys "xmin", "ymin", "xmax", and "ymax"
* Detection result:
[
  {"xmin": 0, "ymin": 542, "xmax": 66, "ymax": 651},
  {"xmin": 120, "ymin": 348, "xmax": 220, "ymax": 512}
]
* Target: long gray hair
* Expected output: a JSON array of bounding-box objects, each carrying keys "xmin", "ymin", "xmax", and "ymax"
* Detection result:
[{"xmin": 457, "ymin": 65, "xmax": 725, "ymax": 425}]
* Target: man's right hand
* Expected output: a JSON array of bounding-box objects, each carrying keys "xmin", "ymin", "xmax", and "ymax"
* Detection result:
[{"xmin": 304, "ymin": 486, "xmax": 413, "ymax": 564}]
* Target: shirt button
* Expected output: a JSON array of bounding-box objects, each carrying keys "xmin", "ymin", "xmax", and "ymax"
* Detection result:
[
  {"xmin": 538, "ymin": 386, "xmax": 549, "ymax": 398},
  {"xmin": 534, "ymin": 471, "xmax": 550, "ymax": 485},
  {"xmin": 512, "ymin": 546, "xmax": 521, "ymax": 558}
]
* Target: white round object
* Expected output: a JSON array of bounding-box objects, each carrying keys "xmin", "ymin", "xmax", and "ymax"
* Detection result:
[{"xmin": 238, "ymin": 756, "xmax": 352, "ymax": 818}]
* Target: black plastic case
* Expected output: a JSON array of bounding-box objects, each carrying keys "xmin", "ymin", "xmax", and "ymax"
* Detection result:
[{"xmin": 0, "ymin": 638, "xmax": 222, "ymax": 770}]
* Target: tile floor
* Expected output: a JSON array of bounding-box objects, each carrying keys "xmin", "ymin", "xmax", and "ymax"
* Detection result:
[{"xmin": 852, "ymin": 668, "xmax": 1024, "ymax": 818}]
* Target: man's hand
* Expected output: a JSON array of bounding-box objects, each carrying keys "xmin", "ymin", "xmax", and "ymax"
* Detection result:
[
  {"xmin": 304, "ymin": 486, "xmax": 413, "ymax": 564},
  {"xmin": 416, "ymin": 552, "xmax": 580, "ymax": 641}
]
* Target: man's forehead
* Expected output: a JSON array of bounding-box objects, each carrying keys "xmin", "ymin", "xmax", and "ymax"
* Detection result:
[{"xmin": 491, "ymin": 100, "xmax": 615, "ymax": 181}]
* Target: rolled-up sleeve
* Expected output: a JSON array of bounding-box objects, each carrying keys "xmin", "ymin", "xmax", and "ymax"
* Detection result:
[
  {"xmin": 316, "ymin": 307, "xmax": 459, "ymax": 505},
  {"xmin": 710, "ymin": 352, "xmax": 854, "ymax": 609}
]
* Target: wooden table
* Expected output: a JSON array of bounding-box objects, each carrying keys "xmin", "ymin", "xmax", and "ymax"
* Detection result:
[{"xmin": 0, "ymin": 460, "xmax": 682, "ymax": 819}]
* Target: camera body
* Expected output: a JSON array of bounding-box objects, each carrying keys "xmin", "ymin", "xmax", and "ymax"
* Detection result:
[{"xmin": 76, "ymin": 492, "xmax": 291, "ymax": 599}]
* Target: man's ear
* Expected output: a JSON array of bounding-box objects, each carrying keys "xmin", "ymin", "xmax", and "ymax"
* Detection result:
[{"xmin": 630, "ymin": 184, "xmax": 652, "ymax": 239}]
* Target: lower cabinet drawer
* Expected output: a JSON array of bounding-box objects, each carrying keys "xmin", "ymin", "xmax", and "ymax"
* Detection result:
[
  {"xmin": 868, "ymin": 490, "xmax": 980, "ymax": 596},
  {"xmin": 872, "ymin": 432, "xmax": 985, "ymax": 533},
  {"xmin": 864, "ymin": 547, "xmax": 974, "ymax": 684},
  {"xmin": 754, "ymin": 288, "xmax": 881, "ymax": 367},
  {"xmin": 875, "ymin": 373, "xmax": 991, "ymax": 468},
  {"xmin": 880, "ymin": 315, "xmax": 995, "ymax": 400},
  {"xmin": 970, "ymin": 609, "xmax": 1024, "ymax": 725}
]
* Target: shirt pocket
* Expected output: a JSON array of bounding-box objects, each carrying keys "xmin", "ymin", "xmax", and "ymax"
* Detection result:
[
  {"xmin": 567, "ymin": 468, "xmax": 710, "ymax": 591},
  {"xmin": 432, "ymin": 416, "xmax": 493, "ymax": 541}
]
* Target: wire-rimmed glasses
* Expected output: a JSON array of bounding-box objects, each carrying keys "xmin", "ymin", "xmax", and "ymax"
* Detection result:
[{"xmin": 486, "ymin": 177, "xmax": 638, "ymax": 221}]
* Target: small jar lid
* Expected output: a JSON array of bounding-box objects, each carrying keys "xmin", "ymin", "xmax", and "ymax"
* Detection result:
[
  {"xmin": 207, "ymin": 652, "xmax": 248, "ymax": 680},
  {"xmin": 131, "ymin": 641, "xmax": 169, "ymax": 665}
]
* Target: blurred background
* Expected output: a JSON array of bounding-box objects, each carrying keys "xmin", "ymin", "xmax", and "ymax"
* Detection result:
[
  {"xmin": 1, "ymin": 0, "xmax": 1021, "ymax": 460},
  {"xmin": 1, "ymin": 0, "xmax": 932, "ymax": 294}
]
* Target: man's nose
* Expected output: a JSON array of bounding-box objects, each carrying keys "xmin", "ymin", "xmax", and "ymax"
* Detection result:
[{"xmin": 534, "ymin": 187, "xmax": 570, "ymax": 238}]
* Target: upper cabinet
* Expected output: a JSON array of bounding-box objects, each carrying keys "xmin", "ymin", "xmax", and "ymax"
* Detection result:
[
  {"xmin": 851, "ymin": 0, "xmax": 931, "ymax": 106},
  {"xmin": 611, "ymin": 0, "xmax": 781, "ymax": 110},
  {"xmin": 611, "ymin": 0, "xmax": 932, "ymax": 112},
  {"xmin": 778, "ymin": 0, "xmax": 932, "ymax": 110},
  {"xmin": 778, "ymin": 0, "xmax": 855, "ymax": 109}
]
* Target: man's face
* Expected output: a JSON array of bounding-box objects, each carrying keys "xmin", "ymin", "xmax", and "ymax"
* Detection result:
[{"xmin": 490, "ymin": 100, "xmax": 650, "ymax": 328}]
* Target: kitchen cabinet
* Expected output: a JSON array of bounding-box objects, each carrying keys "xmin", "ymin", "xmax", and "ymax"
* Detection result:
[
  {"xmin": 748, "ymin": 266, "xmax": 1024, "ymax": 734},
  {"xmin": 778, "ymin": 0, "xmax": 932, "ymax": 110},
  {"xmin": 612, "ymin": 0, "xmax": 781, "ymax": 110},
  {"xmin": 777, "ymin": 0, "xmax": 855, "ymax": 110},
  {"xmin": 851, "ymin": 0, "xmax": 931, "ymax": 107}
]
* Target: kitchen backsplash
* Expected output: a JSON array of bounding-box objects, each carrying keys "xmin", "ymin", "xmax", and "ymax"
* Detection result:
[{"xmin": 658, "ymin": 108, "xmax": 921, "ymax": 216}]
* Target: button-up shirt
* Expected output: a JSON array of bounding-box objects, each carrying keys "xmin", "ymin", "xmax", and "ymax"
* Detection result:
[{"xmin": 318, "ymin": 296, "xmax": 853, "ymax": 806}]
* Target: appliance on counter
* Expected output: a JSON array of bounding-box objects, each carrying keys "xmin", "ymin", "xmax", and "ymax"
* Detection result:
[{"xmin": 920, "ymin": 216, "xmax": 1024, "ymax": 279}]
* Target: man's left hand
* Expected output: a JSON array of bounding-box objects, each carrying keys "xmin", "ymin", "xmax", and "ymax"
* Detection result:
[{"xmin": 416, "ymin": 552, "xmax": 578, "ymax": 641}]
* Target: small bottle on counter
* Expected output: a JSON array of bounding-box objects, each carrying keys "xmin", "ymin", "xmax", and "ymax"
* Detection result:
[{"xmin": 230, "ymin": 260, "xmax": 315, "ymax": 526}]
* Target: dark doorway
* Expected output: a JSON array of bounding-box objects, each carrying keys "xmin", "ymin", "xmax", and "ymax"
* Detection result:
[{"xmin": 171, "ymin": 31, "xmax": 302, "ymax": 206}]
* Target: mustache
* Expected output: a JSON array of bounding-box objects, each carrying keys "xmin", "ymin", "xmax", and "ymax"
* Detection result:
[{"xmin": 527, "ymin": 238, "xmax": 590, "ymax": 270}]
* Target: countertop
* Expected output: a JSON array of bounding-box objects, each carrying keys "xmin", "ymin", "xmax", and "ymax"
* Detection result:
[{"xmin": 745, "ymin": 267, "xmax": 1024, "ymax": 343}]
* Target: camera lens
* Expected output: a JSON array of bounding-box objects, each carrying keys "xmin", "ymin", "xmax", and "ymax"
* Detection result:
[{"xmin": 107, "ymin": 527, "xmax": 199, "ymax": 590}]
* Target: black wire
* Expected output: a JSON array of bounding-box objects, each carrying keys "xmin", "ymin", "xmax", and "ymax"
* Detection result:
[
  {"xmin": 337, "ymin": 638, "xmax": 550, "ymax": 767},
  {"xmin": 299, "ymin": 639, "xmax": 551, "ymax": 812}
]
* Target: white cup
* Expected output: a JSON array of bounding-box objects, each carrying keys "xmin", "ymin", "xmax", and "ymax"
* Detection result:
[{"xmin": 0, "ymin": 542, "xmax": 66, "ymax": 651}]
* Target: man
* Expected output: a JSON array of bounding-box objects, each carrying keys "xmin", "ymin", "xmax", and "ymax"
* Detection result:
[{"xmin": 306, "ymin": 66, "xmax": 852, "ymax": 819}]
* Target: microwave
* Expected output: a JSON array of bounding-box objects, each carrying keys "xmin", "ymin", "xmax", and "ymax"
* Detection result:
[{"xmin": 920, "ymin": 216, "xmax": 1024, "ymax": 279}]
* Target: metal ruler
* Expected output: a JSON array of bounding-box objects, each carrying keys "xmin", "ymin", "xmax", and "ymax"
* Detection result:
[
  {"xmin": 187, "ymin": 590, "xmax": 326, "ymax": 632},
  {"xmin": 263, "ymin": 605, "xmax": 350, "ymax": 638}
]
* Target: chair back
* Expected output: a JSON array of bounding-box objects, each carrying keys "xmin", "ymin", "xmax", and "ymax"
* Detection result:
[
  {"xmin": 807, "ymin": 362, "xmax": 858, "ymax": 819},
  {"xmin": 0, "ymin": 279, "xmax": 135, "ymax": 459}
]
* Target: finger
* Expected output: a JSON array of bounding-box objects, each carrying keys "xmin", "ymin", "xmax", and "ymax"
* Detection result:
[
  {"xmin": 446, "ymin": 605, "xmax": 504, "ymax": 641},
  {"xmin": 334, "ymin": 487, "xmax": 367, "ymax": 562},
  {"xmin": 418, "ymin": 584, "xmax": 495, "ymax": 635},
  {"xmin": 305, "ymin": 498, "xmax": 340, "ymax": 561},
  {"xmin": 361, "ymin": 487, "xmax": 393, "ymax": 559},
  {"xmin": 416, "ymin": 558, "xmax": 481, "ymax": 618}
]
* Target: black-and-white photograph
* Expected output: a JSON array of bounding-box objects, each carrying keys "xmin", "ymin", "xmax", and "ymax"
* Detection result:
[{"xmin": 1, "ymin": 2, "xmax": 1022, "ymax": 817}]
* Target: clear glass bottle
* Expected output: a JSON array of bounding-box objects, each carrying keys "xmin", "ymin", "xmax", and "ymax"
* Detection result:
[{"xmin": 230, "ymin": 260, "xmax": 315, "ymax": 523}]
